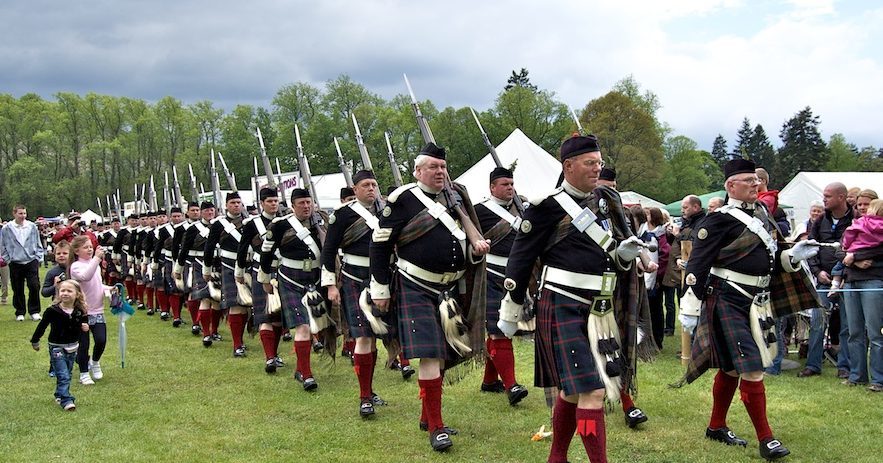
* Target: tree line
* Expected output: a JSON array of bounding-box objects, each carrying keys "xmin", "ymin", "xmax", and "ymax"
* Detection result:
[{"xmin": 1, "ymin": 70, "xmax": 880, "ymax": 216}]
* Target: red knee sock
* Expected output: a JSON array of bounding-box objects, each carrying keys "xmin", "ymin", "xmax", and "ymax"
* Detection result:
[
  {"xmin": 186, "ymin": 299, "xmax": 200, "ymax": 325},
  {"xmin": 199, "ymin": 309, "xmax": 212, "ymax": 335},
  {"xmin": 353, "ymin": 353, "xmax": 375, "ymax": 400},
  {"xmin": 210, "ymin": 309, "xmax": 222, "ymax": 335},
  {"xmin": 125, "ymin": 280, "xmax": 136, "ymax": 300},
  {"xmin": 272, "ymin": 326, "xmax": 282, "ymax": 353},
  {"xmin": 136, "ymin": 283, "xmax": 145, "ymax": 303},
  {"xmin": 229, "ymin": 313, "xmax": 246, "ymax": 349},
  {"xmin": 156, "ymin": 289, "xmax": 169, "ymax": 312},
  {"xmin": 169, "ymin": 294, "xmax": 182, "ymax": 319},
  {"xmin": 549, "ymin": 396, "xmax": 578, "ymax": 463},
  {"xmin": 576, "ymin": 408, "xmax": 607, "ymax": 463},
  {"xmin": 294, "ymin": 340, "xmax": 313, "ymax": 379},
  {"xmin": 419, "ymin": 377, "xmax": 444, "ymax": 432},
  {"xmin": 489, "ymin": 338, "xmax": 517, "ymax": 389},
  {"xmin": 259, "ymin": 330, "xmax": 276, "ymax": 360},
  {"xmin": 740, "ymin": 379, "xmax": 773, "ymax": 442},
  {"xmin": 709, "ymin": 370, "xmax": 740, "ymax": 429},
  {"xmin": 144, "ymin": 286, "xmax": 156, "ymax": 309},
  {"xmin": 620, "ymin": 391, "xmax": 635, "ymax": 413},
  {"xmin": 483, "ymin": 338, "xmax": 500, "ymax": 384}
]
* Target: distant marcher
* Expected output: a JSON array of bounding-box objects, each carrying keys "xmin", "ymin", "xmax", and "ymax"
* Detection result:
[
  {"xmin": 30, "ymin": 279, "xmax": 89, "ymax": 411},
  {"xmin": 1, "ymin": 205, "xmax": 46, "ymax": 321}
]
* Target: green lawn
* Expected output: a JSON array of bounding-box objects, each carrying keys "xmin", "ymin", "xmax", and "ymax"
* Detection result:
[{"xmin": 0, "ymin": 282, "xmax": 880, "ymax": 463}]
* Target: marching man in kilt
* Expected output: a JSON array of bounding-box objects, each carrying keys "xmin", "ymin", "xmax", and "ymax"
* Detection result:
[
  {"xmin": 236, "ymin": 187, "xmax": 284, "ymax": 373},
  {"xmin": 321, "ymin": 170, "xmax": 388, "ymax": 417},
  {"xmin": 204, "ymin": 192, "xmax": 250, "ymax": 357},
  {"xmin": 176, "ymin": 202, "xmax": 220, "ymax": 345},
  {"xmin": 149, "ymin": 210, "xmax": 170, "ymax": 319},
  {"xmin": 679, "ymin": 158, "xmax": 821, "ymax": 461},
  {"xmin": 112, "ymin": 214, "xmax": 138, "ymax": 305},
  {"xmin": 133, "ymin": 213, "xmax": 151, "ymax": 311},
  {"xmin": 474, "ymin": 167, "xmax": 529, "ymax": 406},
  {"xmin": 369, "ymin": 143, "xmax": 489, "ymax": 452},
  {"xmin": 101, "ymin": 217, "xmax": 122, "ymax": 286},
  {"xmin": 154, "ymin": 207, "xmax": 185, "ymax": 325},
  {"xmin": 259, "ymin": 188, "xmax": 326, "ymax": 391},
  {"xmin": 174, "ymin": 202, "xmax": 203, "ymax": 334},
  {"xmin": 499, "ymin": 135, "xmax": 646, "ymax": 463}
]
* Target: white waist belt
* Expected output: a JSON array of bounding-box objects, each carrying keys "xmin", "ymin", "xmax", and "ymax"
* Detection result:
[
  {"xmin": 486, "ymin": 254, "xmax": 508, "ymax": 268},
  {"xmin": 219, "ymin": 249, "xmax": 238, "ymax": 260},
  {"xmin": 710, "ymin": 267, "xmax": 770, "ymax": 288},
  {"xmin": 280, "ymin": 257, "xmax": 318, "ymax": 271},
  {"xmin": 342, "ymin": 253, "xmax": 370, "ymax": 267},
  {"xmin": 397, "ymin": 257, "xmax": 464, "ymax": 285},
  {"xmin": 161, "ymin": 249, "xmax": 173, "ymax": 258},
  {"xmin": 188, "ymin": 250, "xmax": 204, "ymax": 257},
  {"xmin": 542, "ymin": 266, "xmax": 604, "ymax": 291}
]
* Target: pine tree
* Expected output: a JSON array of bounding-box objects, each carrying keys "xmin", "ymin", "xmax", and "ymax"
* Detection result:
[
  {"xmin": 776, "ymin": 106, "xmax": 828, "ymax": 187},
  {"xmin": 504, "ymin": 68, "xmax": 538, "ymax": 92},
  {"xmin": 748, "ymin": 124, "xmax": 776, "ymax": 173},
  {"xmin": 711, "ymin": 134, "xmax": 728, "ymax": 167},
  {"xmin": 734, "ymin": 117, "xmax": 753, "ymax": 159}
]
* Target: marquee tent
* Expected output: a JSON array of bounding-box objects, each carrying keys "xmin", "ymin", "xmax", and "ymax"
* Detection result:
[{"xmin": 454, "ymin": 129, "xmax": 562, "ymax": 201}]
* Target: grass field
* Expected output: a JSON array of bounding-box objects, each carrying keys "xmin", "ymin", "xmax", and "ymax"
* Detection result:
[{"xmin": 0, "ymin": 278, "xmax": 880, "ymax": 463}]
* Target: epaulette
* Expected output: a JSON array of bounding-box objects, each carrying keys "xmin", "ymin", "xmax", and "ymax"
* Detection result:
[
  {"xmin": 387, "ymin": 183, "xmax": 417, "ymax": 203},
  {"xmin": 242, "ymin": 215, "xmax": 258, "ymax": 225},
  {"xmin": 529, "ymin": 186, "xmax": 564, "ymax": 206},
  {"xmin": 334, "ymin": 199, "xmax": 357, "ymax": 211}
]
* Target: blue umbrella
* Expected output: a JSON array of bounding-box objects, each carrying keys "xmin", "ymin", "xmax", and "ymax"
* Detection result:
[{"xmin": 110, "ymin": 283, "xmax": 135, "ymax": 368}]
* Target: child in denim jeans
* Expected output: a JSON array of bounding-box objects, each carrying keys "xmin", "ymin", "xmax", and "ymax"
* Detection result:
[
  {"xmin": 41, "ymin": 240, "xmax": 70, "ymax": 378},
  {"xmin": 30, "ymin": 279, "xmax": 89, "ymax": 411}
]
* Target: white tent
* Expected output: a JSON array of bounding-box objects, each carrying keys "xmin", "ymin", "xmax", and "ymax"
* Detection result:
[
  {"xmin": 779, "ymin": 171, "xmax": 883, "ymax": 224},
  {"xmin": 252, "ymin": 171, "xmax": 349, "ymax": 209},
  {"xmin": 619, "ymin": 191, "xmax": 665, "ymax": 209},
  {"xmin": 79, "ymin": 209, "xmax": 102, "ymax": 224},
  {"xmin": 455, "ymin": 128, "xmax": 562, "ymax": 201}
]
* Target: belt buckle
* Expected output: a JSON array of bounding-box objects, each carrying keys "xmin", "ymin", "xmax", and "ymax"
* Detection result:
[
  {"xmin": 759, "ymin": 275, "xmax": 771, "ymax": 287},
  {"xmin": 440, "ymin": 273, "xmax": 453, "ymax": 284},
  {"xmin": 302, "ymin": 260, "xmax": 311, "ymax": 271}
]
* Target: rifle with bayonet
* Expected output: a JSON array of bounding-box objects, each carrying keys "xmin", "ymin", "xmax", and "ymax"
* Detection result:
[
  {"xmin": 468, "ymin": 107, "xmax": 524, "ymax": 213},
  {"xmin": 384, "ymin": 131, "xmax": 403, "ymax": 188},
  {"xmin": 134, "ymin": 184, "xmax": 141, "ymax": 216},
  {"xmin": 210, "ymin": 149, "xmax": 222, "ymax": 208},
  {"xmin": 350, "ymin": 113, "xmax": 383, "ymax": 210},
  {"xmin": 252, "ymin": 157, "xmax": 261, "ymax": 213},
  {"xmin": 106, "ymin": 195, "xmax": 113, "ymax": 221},
  {"xmin": 97, "ymin": 197, "xmax": 105, "ymax": 224},
  {"xmin": 569, "ymin": 106, "xmax": 588, "ymax": 136},
  {"xmin": 149, "ymin": 175, "xmax": 159, "ymax": 212},
  {"xmin": 403, "ymin": 74, "xmax": 485, "ymax": 250},
  {"xmin": 187, "ymin": 164, "xmax": 199, "ymax": 204},
  {"xmin": 172, "ymin": 166, "xmax": 185, "ymax": 209},
  {"xmin": 293, "ymin": 123, "xmax": 326, "ymax": 242},
  {"xmin": 163, "ymin": 171, "xmax": 172, "ymax": 214},
  {"xmin": 334, "ymin": 137, "xmax": 354, "ymax": 188},
  {"xmin": 255, "ymin": 127, "xmax": 277, "ymax": 190},
  {"xmin": 217, "ymin": 151, "xmax": 237, "ymax": 192},
  {"xmin": 274, "ymin": 158, "xmax": 286, "ymax": 205}
]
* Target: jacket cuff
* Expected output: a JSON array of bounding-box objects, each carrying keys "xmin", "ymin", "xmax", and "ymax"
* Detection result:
[
  {"xmin": 173, "ymin": 263, "xmax": 183, "ymax": 275},
  {"xmin": 780, "ymin": 250, "xmax": 801, "ymax": 273},
  {"xmin": 257, "ymin": 269, "xmax": 271, "ymax": 284},
  {"xmin": 320, "ymin": 268, "xmax": 337, "ymax": 287},
  {"xmin": 369, "ymin": 277, "xmax": 389, "ymax": 300},
  {"xmin": 499, "ymin": 292, "xmax": 523, "ymax": 322},
  {"xmin": 234, "ymin": 265, "xmax": 245, "ymax": 279},
  {"xmin": 680, "ymin": 288, "xmax": 702, "ymax": 316}
]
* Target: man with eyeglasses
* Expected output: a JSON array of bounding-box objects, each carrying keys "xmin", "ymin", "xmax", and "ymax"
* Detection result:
[{"xmin": 678, "ymin": 158, "xmax": 821, "ymax": 460}]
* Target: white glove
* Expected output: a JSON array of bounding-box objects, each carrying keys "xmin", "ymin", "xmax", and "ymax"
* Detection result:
[
  {"xmin": 679, "ymin": 313, "xmax": 699, "ymax": 334},
  {"xmin": 791, "ymin": 239, "xmax": 820, "ymax": 263},
  {"xmin": 497, "ymin": 319, "xmax": 519, "ymax": 338},
  {"xmin": 616, "ymin": 236, "xmax": 643, "ymax": 263}
]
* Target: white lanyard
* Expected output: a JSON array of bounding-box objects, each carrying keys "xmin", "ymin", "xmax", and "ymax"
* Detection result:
[{"xmin": 286, "ymin": 216, "xmax": 321, "ymax": 259}]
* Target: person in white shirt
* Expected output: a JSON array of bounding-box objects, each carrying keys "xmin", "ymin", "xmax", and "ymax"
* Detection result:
[{"xmin": 0, "ymin": 205, "xmax": 46, "ymax": 320}]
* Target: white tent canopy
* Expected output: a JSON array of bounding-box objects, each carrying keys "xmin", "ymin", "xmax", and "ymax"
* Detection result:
[
  {"xmin": 79, "ymin": 209, "xmax": 102, "ymax": 224},
  {"xmin": 455, "ymin": 128, "xmax": 562, "ymax": 202},
  {"xmin": 619, "ymin": 191, "xmax": 665, "ymax": 209},
  {"xmin": 779, "ymin": 171, "xmax": 883, "ymax": 224},
  {"xmin": 252, "ymin": 171, "xmax": 349, "ymax": 209}
]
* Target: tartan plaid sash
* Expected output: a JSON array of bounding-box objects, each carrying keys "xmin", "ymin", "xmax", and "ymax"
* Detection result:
[
  {"xmin": 341, "ymin": 217, "xmax": 370, "ymax": 249},
  {"xmin": 398, "ymin": 209, "xmax": 437, "ymax": 247},
  {"xmin": 544, "ymin": 194, "xmax": 596, "ymax": 252},
  {"xmin": 483, "ymin": 218, "xmax": 512, "ymax": 245}
]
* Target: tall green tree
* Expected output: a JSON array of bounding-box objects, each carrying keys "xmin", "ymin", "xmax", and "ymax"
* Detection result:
[
  {"xmin": 710, "ymin": 134, "xmax": 728, "ymax": 168},
  {"xmin": 776, "ymin": 106, "xmax": 828, "ymax": 188},
  {"xmin": 734, "ymin": 117, "xmax": 753, "ymax": 158},
  {"xmin": 748, "ymin": 124, "xmax": 776, "ymax": 173},
  {"xmin": 504, "ymin": 68, "xmax": 538, "ymax": 92}
]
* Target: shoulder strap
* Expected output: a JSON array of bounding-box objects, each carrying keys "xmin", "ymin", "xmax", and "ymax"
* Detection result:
[
  {"xmin": 348, "ymin": 202, "xmax": 379, "ymax": 231},
  {"xmin": 286, "ymin": 216, "xmax": 321, "ymax": 259},
  {"xmin": 551, "ymin": 191, "xmax": 615, "ymax": 253},
  {"xmin": 409, "ymin": 186, "xmax": 467, "ymax": 243},
  {"xmin": 215, "ymin": 217, "xmax": 242, "ymax": 242},
  {"xmin": 718, "ymin": 205, "xmax": 777, "ymax": 255},
  {"xmin": 193, "ymin": 221, "xmax": 210, "ymax": 238},
  {"xmin": 480, "ymin": 199, "xmax": 522, "ymax": 230}
]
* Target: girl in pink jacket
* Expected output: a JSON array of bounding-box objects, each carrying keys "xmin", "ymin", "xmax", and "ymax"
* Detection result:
[{"xmin": 69, "ymin": 235, "xmax": 116, "ymax": 385}]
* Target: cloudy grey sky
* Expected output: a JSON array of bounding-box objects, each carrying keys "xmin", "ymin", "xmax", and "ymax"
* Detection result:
[{"xmin": 2, "ymin": 0, "xmax": 881, "ymax": 150}]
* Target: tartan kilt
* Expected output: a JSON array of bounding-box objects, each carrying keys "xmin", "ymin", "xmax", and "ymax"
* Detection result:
[
  {"xmin": 250, "ymin": 265, "xmax": 280, "ymax": 325},
  {"xmin": 180, "ymin": 260, "xmax": 193, "ymax": 295},
  {"xmin": 340, "ymin": 265, "xmax": 374, "ymax": 339},
  {"xmin": 485, "ymin": 270, "xmax": 505, "ymax": 336},
  {"xmin": 277, "ymin": 265, "xmax": 318, "ymax": 329},
  {"xmin": 163, "ymin": 258, "xmax": 181, "ymax": 295},
  {"xmin": 534, "ymin": 288, "xmax": 603, "ymax": 396},
  {"xmin": 105, "ymin": 256, "xmax": 119, "ymax": 277},
  {"xmin": 119, "ymin": 253, "xmax": 131, "ymax": 279},
  {"xmin": 696, "ymin": 277, "xmax": 764, "ymax": 374},
  {"xmin": 152, "ymin": 258, "xmax": 165, "ymax": 288},
  {"xmin": 395, "ymin": 272, "xmax": 452, "ymax": 361},
  {"xmin": 189, "ymin": 258, "xmax": 212, "ymax": 300},
  {"xmin": 219, "ymin": 257, "xmax": 244, "ymax": 310}
]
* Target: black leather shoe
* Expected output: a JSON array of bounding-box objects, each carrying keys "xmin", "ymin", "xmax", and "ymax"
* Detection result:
[
  {"xmin": 401, "ymin": 365, "xmax": 416, "ymax": 380},
  {"xmin": 233, "ymin": 346, "xmax": 247, "ymax": 358},
  {"xmin": 146, "ymin": 308, "xmax": 155, "ymax": 316},
  {"xmin": 430, "ymin": 429, "xmax": 453, "ymax": 452},
  {"xmin": 191, "ymin": 324, "xmax": 201, "ymax": 335},
  {"xmin": 419, "ymin": 422, "xmax": 459, "ymax": 435},
  {"xmin": 706, "ymin": 427, "xmax": 748, "ymax": 447},
  {"xmin": 797, "ymin": 368, "xmax": 820, "ymax": 378},
  {"xmin": 282, "ymin": 332, "xmax": 292, "ymax": 342},
  {"xmin": 507, "ymin": 384, "xmax": 529, "ymax": 405},
  {"xmin": 294, "ymin": 372, "xmax": 318, "ymax": 391},
  {"xmin": 625, "ymin": 407, "xmax": 648, "ymax": 428},
  {"xmin": 211, "ymin": 333, "xmax": 222, "ymax": 342},
  {"xmin": 265, "ymin": 359, "xmax": 277, "ymax": 374},
  {"xmin": 481, "ymin": 380, "xmax": 505, "ymax": 393},
  {"xmin": 360, "ymin": 399, "xmax": 375, "ymax": 418},
  {"xmin": 202, "ymin": 336, "xmax": 213, "ymax": 347},
  {"xmin": 371, "ymin": 393, "xmax": 387, "ymax": 406},
  {"xmin": 759, "ymin": 438, "xmax": 790, "ymax": 460},
  {"xmin": 160, "ymin": 312, "xmax": 170, "ymax": 321},
  {"xmin": 312, "ymin": 341, "xmax": 324, "ymax": 353},
  {"xmin": 172, "ymin": 318, "xmax": 182, "ymax": 328}
]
